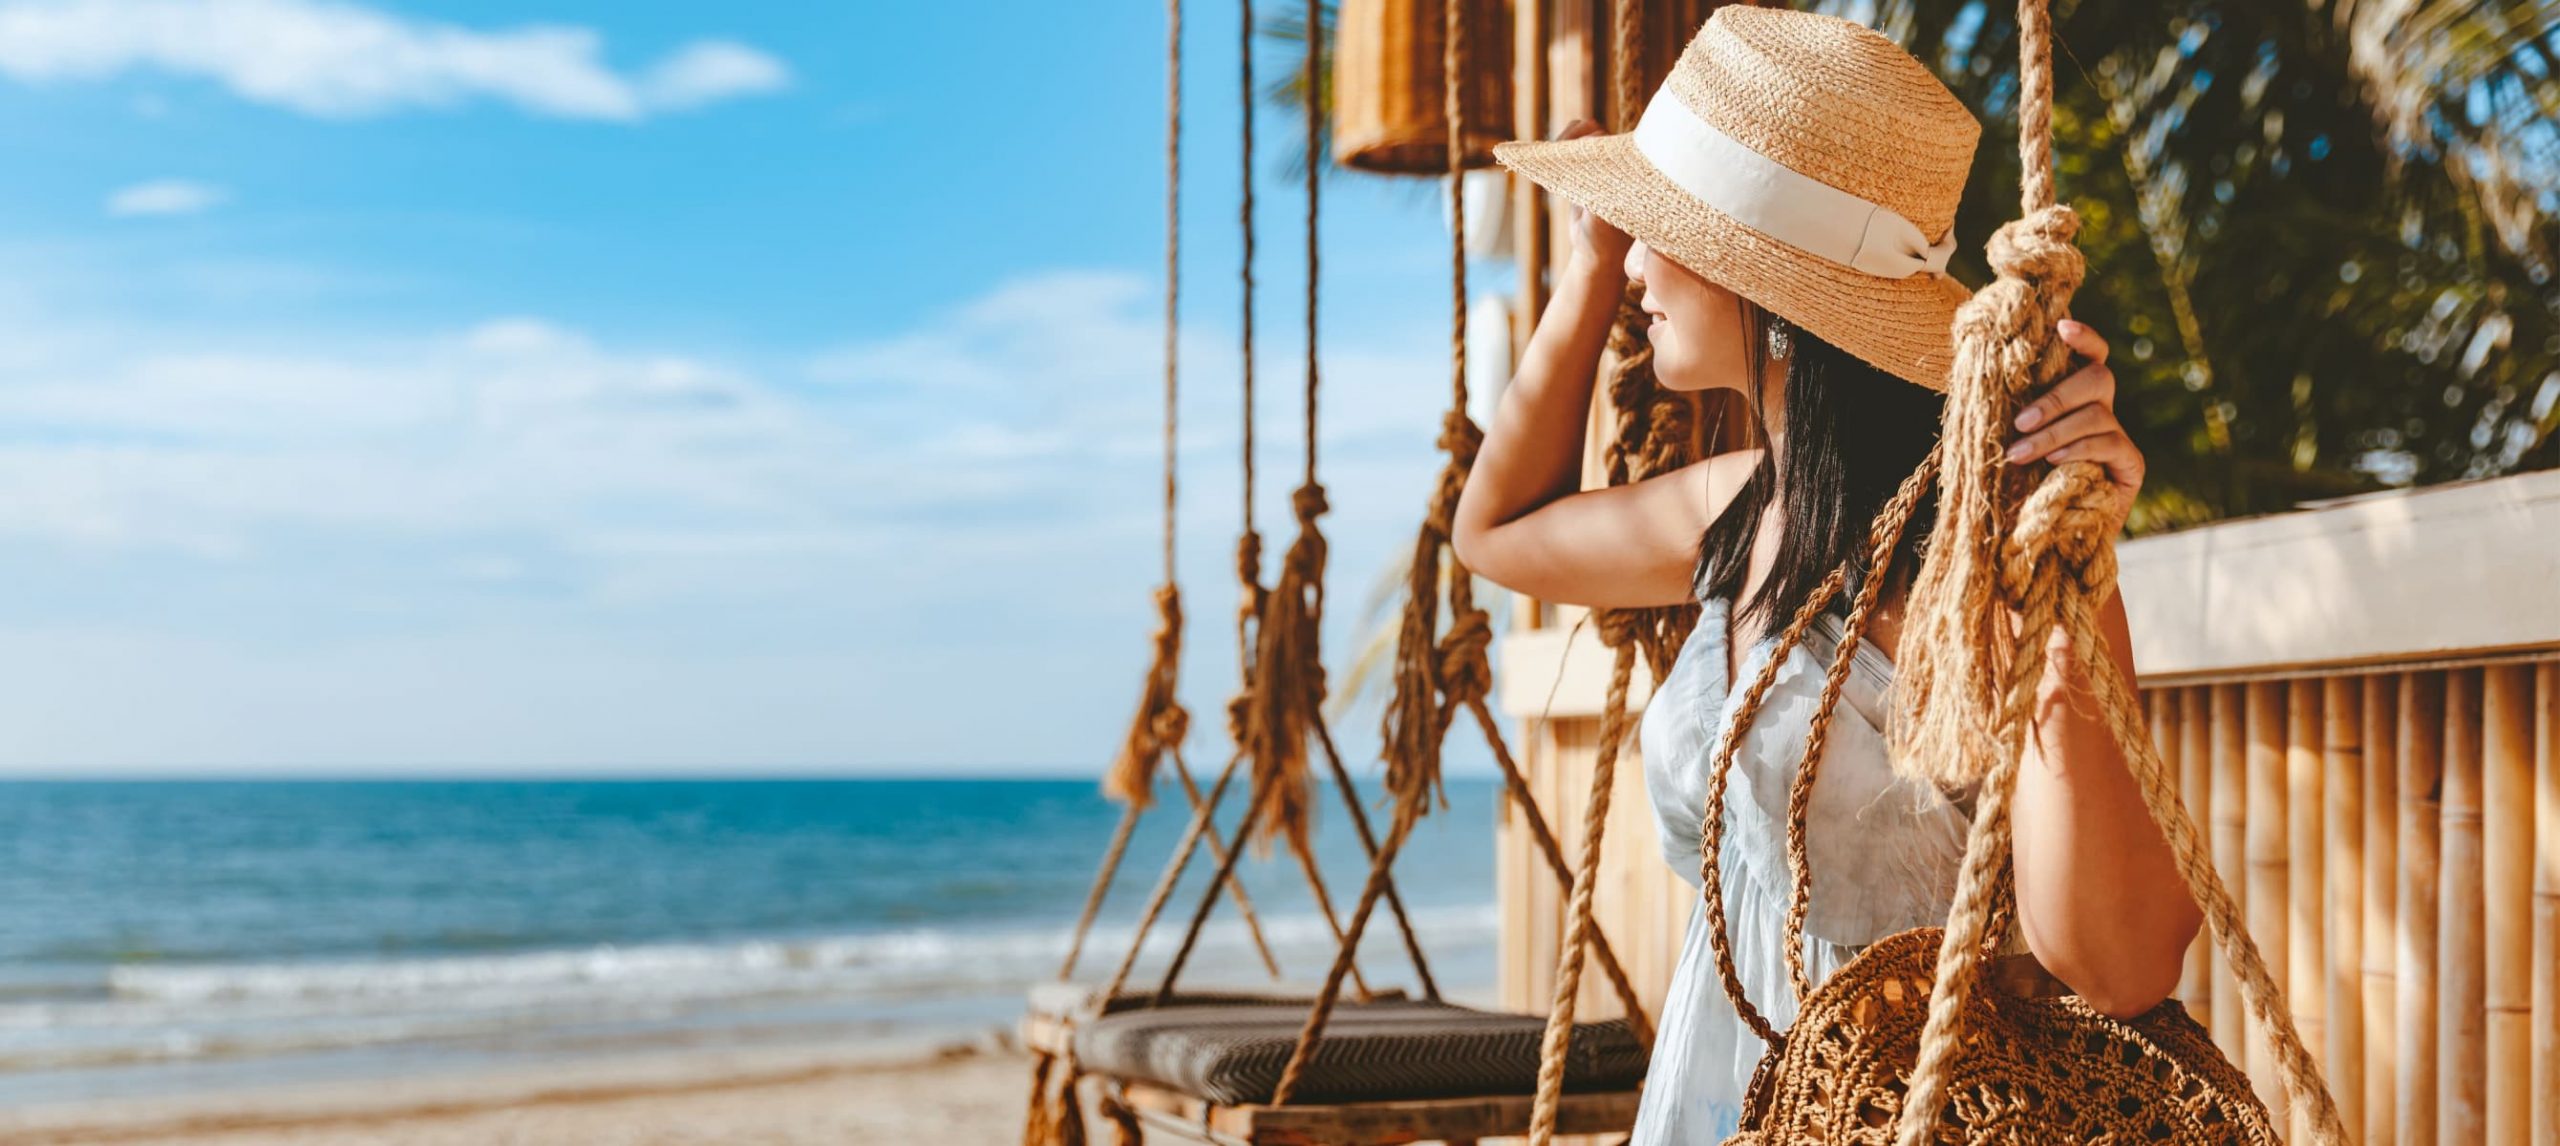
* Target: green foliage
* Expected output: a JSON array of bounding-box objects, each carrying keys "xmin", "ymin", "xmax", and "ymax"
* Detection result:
[{"xmin": 1820, "ymin": 0, "xmax": 2560, "ymax": 529}]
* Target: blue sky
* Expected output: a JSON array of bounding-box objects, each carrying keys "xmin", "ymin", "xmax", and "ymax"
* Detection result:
[{"xmin": 0, "ymin": 0, "xmax": 1492, "ymax": 775}]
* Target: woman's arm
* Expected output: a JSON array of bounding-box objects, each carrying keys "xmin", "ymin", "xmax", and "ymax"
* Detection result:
[
  {"xmin": 1452, "ymin": 125, "xmax": 1742, "ymax": 608},
  {"xmin": 2002, "ymin": 320, "xmax": 2201, "ymax": 1018}
]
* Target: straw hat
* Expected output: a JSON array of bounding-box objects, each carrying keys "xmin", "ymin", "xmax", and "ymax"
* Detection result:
[{"xmin": 1495, "ymin": 7, "xmax": 1980, "ymax": 390}]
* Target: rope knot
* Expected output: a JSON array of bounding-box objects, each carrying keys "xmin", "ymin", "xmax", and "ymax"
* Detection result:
[
  {"xmin": 1436, "ymin": 607, "xmax": 1493, "ymax": 706},
  {"xmin": 1437, "ymin": 410, "xmax": 1484, "ymax": 465},
  {"xmin": 1234, "ymin": 530, "xmax": 1264, "ymax": 591},
  {"xmin": 1983, "ymin": 204, "xmax": 2084, "ymax": 284},
  {"xmin": 2000, "ymin": 462, "xmax": 2121, "ymax": 603},
  {"xmin": 1290, "ymin": 482, "xmax": 1329, "ymax": 524},
  {"xmin": 1593, "ymin": 607, "xmax": 1643, "ymax": 650}
]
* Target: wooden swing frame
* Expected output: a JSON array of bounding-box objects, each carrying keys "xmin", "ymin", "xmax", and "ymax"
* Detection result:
[{"xmin": 1027, "ymin": 1, "xmax": 1699, "ymax": 1144}]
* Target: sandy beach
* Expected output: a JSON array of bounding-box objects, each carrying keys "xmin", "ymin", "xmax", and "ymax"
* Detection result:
[{"xmin": 0, "ymin": 1040, "xmax": 1030, "ymax": 1146}]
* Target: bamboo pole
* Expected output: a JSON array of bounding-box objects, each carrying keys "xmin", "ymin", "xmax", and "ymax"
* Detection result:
[
  {"xmin": 2361, "ymin": 672, "xmax": 2399, "ymax": 1146},
  {"xmin": 2437, "ymin": 668, "xmax": 2485, "ymax": 1145},
  {"xmin": 2481, "ymin": 664, "xmax": 2534, "ymax": 1144},
  {"xmin": 2532, "ymin": 661, "xmax": 2557, "ymax": 1146},
  {"xmin": 2245, "ymin": 680, "xmax": 2289, "ymax": 1111},
  {"xmin": 2149, "ymin": 690, "xmax": 2200, "ymax": 1003},
  {"xmin": 2287, "ymin": 678, "xmax": 2326, "ymax": 1142},
  {"xmin": 2322, "ymin": 676, "xmax": 2363, "ymax": 1139},
  {"xmin": 2211, "ymin": 681, "xmax": 2250, "ymax": 1058},
  {"xmin": 2397, "ymin": 671, "xmax": 2442, "ymax": 1146},
  {"xmin": 2180, "ymin": 685, "xmax": 2213, "ymax": 1015}
]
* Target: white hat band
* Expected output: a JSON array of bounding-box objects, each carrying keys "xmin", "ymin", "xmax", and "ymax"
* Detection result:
[{"xmin": 1631, "ymin": 93, "xmax": 1956, "ymax": 280}]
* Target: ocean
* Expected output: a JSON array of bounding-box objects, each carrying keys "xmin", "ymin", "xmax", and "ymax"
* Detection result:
[{"xmin": 0, "ymin": 777, "xmax": 1500, "ymax": 1105}]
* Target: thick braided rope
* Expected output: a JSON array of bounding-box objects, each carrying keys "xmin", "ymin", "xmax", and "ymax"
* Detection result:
[
  {"xmin": 1527, "ymin": 641, "xmax": 1638, "ymax": 1145},
  {"xmin": 1888, "ymin": 2, "xmax": 2345, "ymax": 1140},
  {"xmin": 1233, "ymin": 0, "xmax": 1265, "ymax": 711},
  {"xmin": 1686, "ymin": 451, "xmax": 1937, "ymax": 1046},
  {"xmin": 1237, "ymin": 0, "xmax": 1331, "ymax": 860},
  {"xmin": 1697, "ymin": 564, "xmax": 1857, "ymax": 1047},
  {"xmin": 1465, "ymin": 694, "xmax": 1655, "ymax": 1045},
  {"xmin": 1098, "ymin": 746, "xmax": 1250, "ymax": 1000},
  {"xmin": 1271, "ymin": 765, "xmax": 1437, "ymax": 1105},
  {"xmin": 1255, "ymin": 0, "xmax": 1567, "ymax": 1094},
  {"xmin": 1306, "ymin": 691, "xmax": 1443, "ymax": 999},
  {"xmin": 1057, "ymin": 803, "xmax": 1146, "ymax": 982},
  {"xmin": 1529, "ymin": 7, "xmax": 1704, "ymax": 1140},
  {"xmin": 1775, "ymin": 453, "xmax": 1942, "ymax": 1002}
]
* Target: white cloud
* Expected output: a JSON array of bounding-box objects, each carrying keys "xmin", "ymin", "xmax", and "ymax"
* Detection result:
[
  {"xmin": 640, "ymin": 40, "xmax": 788, "ymax": 111},
  {"xmin": 0, "ymin": 270, "xmax": 1456, "ymax": 770},
  {"xmin": 0, "ymin": 0, "xmax": 789, "ymax": 121},
  {"xmin": 105, "ymin": 177, "xmax": 224, "ymax": 216}
]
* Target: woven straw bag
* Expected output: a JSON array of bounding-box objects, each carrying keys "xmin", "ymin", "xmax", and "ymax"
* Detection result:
[{"xmin": 1689, "ymin": 454, "xmax": 2326, "ymax": 1145}]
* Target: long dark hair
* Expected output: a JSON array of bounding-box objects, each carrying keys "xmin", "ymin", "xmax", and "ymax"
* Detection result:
[{"xmin": 1696, "ymin": 303, "xmax": 1944, "ymax": 629}]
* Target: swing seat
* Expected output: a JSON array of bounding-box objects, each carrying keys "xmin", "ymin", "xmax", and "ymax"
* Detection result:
[{"xmin": 1071, "ymin": 998, "xmax": 1645, "ymax": 1107}]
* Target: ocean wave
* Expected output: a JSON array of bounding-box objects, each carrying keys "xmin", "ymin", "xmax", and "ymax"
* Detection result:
[
  {"xmin": 0, "ymin": 904, "xmax": 1497, "ymax": 1072},
  {"xmin": 102, "ymin": 903, "xmax": 1493, "ymax": 1005}
]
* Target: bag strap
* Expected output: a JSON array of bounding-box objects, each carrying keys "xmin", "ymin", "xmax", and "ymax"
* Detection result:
[{"xmin": 1694, "ymin": 450, "xmax": 1940, "ymax": 1043}]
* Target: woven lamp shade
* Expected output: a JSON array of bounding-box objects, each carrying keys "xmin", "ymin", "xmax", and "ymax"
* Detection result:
[{"xmin": 1331, "ymin": 0, "xmax": 1512, "ymax": 175}]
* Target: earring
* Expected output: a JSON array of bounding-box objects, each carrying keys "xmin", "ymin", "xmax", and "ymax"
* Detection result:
[{"xmin": 1765, "ymin": 317, "xmax": 1793, "ymax": 361}]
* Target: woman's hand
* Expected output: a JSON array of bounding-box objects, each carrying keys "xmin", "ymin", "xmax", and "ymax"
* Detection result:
[
  {"xmin": 1554, "ymin": 120, "xmax": 1632, "ymax": 278},
  {"xmin": 2004, "ymin": 319, "xmax": 2142, "ymax": 531}
]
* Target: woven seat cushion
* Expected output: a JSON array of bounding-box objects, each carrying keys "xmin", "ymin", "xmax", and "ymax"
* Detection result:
[{"xmin": 1072, "ymin": 998, "xmax": 1646, "ymax": 1106}]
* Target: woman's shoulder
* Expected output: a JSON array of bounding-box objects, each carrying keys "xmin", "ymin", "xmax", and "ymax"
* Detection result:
[{"xmin": 1682, "ymin": 448, "xmax": 1765, "ymax": 532}]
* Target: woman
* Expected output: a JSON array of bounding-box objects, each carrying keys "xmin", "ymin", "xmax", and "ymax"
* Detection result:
[{"xmin": 1456, "ymin": 10, "xmax": 2200, "ymax": 1140}]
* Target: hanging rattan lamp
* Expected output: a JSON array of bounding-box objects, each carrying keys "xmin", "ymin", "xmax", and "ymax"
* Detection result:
[{"xmin": 1331, "ymin": 0, "xmax": 1511, "ymax": 175}]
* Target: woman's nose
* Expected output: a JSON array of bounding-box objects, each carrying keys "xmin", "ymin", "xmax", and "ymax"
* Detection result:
[{"xmin": 1623, "ymin": 241, "xmax": 1648, "ymax": 284}]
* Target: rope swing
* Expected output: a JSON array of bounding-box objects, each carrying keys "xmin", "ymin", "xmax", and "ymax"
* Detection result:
[
  {"xmin": 1525, "ymin": 1, "xmax": 1700, "ymax": 1140},
  {"xmin": 1840, "ymin": 2, "xmax": 2351, "ymax": 1140}
]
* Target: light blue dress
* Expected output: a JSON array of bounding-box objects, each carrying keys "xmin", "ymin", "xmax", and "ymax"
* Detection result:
[{"xmin": 1627, "ymin": 589, "xmax": 1972, "ymax": 1143}]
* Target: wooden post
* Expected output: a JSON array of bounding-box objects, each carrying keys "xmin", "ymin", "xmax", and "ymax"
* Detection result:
[
  {"xmin": 2245, "ymin": 680, "xmax": 2289, "ymax": 1110},
  {"xmin": 2179, "ymin": 685, "xmax": 2213, "ymax": 1016},
  {"xmin": 2361, "ymin": 672, "xmax": 2399, "ymax": 1146},
  {"xmin": 2211, "ymin": 681, "xmax": 2250, "ymax": 1058},
  {"xmin": 2480, "ymin": 665, "xmax": 2534, "ymax": 1144},
  {"xmin": 2322, "ymin": 676, "xmax": 2363, "ymax": 1138},
  {"xmin": 2532, "ymin": 661, "xmax": 2557, "ymax": 1146},
  {"xmin": 2437, "ymin": 668, "xmax": 2485, "ymax": 1145},
  {"xmin": 2397, "ymin": 671, "xmax": 2442, "ymax": 1146}
]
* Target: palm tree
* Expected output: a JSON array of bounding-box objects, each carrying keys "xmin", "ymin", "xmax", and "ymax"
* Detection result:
[{"xmin": 1822, "ymin": 0, "xmax": 2560, "ymax": 527}]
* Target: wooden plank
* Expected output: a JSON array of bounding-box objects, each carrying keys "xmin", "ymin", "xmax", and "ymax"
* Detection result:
[
  {"xmin": 2178, "ymin": 686, "xmax": 2213, "ymax": 1015},
  {"xmin": 1497, "ymin": 626, "xmax": 1657, "ymax": 721},
  {"xmin": 2480, "ymin": 664, "xmax": 2534, "ymax": 1144},
  {"xmin": 2321, "ymin": 675, "xmax": 2363, "ymax": 1138},
  {"xmin": 2396, "ymin": 671, "xmax": 2443, "ymax": 1146},
  {"xmin": 2244, "ymin": 680, "xmax": 2289, "ymax": 1110},
  {"xmin": 2361, "ymin": 672, "xmax": 2400, "ymax": 1146},
  {"xmin": 2437, "ymin": 668, "xmax": 2486, "ymax": 1145},
  {"xmin": 2533, "ymin": 662, "xmax": 2558, "ymax": 1146},
  {"xmin": 1118, "ymin": 1079, "xmax": 1642, "ymax": 1145},
  {"xmin": 2287, "ymin": 677, "xmax": 2327, "ymax": 1128},
  {"xmin": 2119, "ymin": 470, "xmax": 2560, "ymax": 680},
  {"xmin": 2210, "ymin": 682, "xmax": 2250, "ymax": 1058}
]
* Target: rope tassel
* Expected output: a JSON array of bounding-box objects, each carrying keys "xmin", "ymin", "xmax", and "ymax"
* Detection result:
[
  {"xmin": 1242, "ymin": 485, "xmax": 1330, "ymax": 859},
  {"xmin": 1103, "ymin": 586, "xmax": 1191, "ymax": 808}
]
